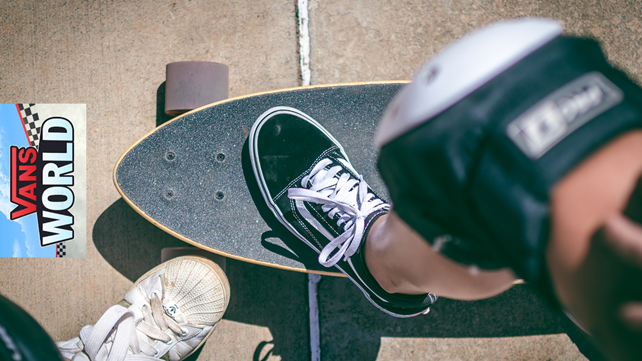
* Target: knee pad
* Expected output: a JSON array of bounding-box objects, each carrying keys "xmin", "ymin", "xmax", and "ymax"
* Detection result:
[{"xmin": 376, "ymin": 18, "xmax": 642, "ymax": 294}]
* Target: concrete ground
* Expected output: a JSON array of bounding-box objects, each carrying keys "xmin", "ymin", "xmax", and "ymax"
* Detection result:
[{"xmin": 2, "ymin": 0, "xmax": 641, "ymax": 359}]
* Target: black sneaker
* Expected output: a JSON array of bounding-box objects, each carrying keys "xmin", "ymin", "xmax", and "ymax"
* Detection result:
[{"xmin": 249, "ymin": 106, "xmax": 437, "ymax": 317}]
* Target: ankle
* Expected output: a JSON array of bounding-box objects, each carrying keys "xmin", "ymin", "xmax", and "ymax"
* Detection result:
[{"xmin": 364, "ymin": 215, "xmax": 400, "ymax": 293}]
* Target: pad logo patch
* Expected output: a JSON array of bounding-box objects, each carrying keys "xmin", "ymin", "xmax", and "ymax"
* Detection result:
[{"xmin": 507, "ymin": 72, "xmax": 623, "ymax": 159}]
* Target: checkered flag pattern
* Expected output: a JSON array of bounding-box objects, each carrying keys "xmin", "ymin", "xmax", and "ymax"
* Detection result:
[
  {"xmin": 17, "ymin": 103, "xmax": 43, "ymax": 148},
  {"xmin": 56, "ymin": 243, "xmax": 66, "ymax": 258}
]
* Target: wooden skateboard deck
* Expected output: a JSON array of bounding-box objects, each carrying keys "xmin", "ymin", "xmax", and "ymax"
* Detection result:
[{"xmin": 114, "ymin": 81, "xmax": 406, "ymax": 276}]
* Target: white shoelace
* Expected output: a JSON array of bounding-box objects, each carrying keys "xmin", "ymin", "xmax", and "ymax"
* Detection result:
[
  {"xmin": 288, "ymin": 158, "xmax": 389, "ymax": 267},
  {"xmin": 58, "ymin": 293, "xmax": 185, "ymax": 361}
]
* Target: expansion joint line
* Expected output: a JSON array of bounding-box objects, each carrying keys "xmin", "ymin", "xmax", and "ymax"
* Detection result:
[
  {"xmin": 297, "ymin": 0, "xmax": 311, "ymax": 86},
  {"xmin": 297, "ymin": 2, "xmax": 319, "ymax": 360}
]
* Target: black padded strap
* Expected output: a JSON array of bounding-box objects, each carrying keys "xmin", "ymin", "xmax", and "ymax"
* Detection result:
[{"xmin": 378, "ymin": 36, "xmax": 642, "ymax": 288}]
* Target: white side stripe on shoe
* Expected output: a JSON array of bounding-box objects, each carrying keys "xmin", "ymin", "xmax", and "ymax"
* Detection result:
[{"xmin": 295, "ymin": 199, "xmax": 336, "ymax": 241}]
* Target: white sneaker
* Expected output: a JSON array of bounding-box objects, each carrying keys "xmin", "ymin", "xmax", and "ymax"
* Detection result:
[{"xmin": 57, "ymin": 256, "xmax": 230, "ymax": 361}]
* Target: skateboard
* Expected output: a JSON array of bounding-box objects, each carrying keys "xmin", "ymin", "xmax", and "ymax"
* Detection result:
[{"xmin": 114, "ymin": 81, "xmax": 407, "ymax": 276}]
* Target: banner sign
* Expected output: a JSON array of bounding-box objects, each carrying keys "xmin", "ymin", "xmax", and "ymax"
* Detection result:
[{"xmin": 0, "ymin": 104, "xmax": 86, "ymax": 257}]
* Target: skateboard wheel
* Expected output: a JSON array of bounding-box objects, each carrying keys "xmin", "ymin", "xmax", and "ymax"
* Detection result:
[{"xmin": 165, "ymin": 61, "xmax": 229, "ymax": 117}]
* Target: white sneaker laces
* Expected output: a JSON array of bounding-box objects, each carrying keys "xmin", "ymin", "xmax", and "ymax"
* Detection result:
[
  {"xmin": 288, "ymin": 158, "xmax": 389, "ymax": 267},
  {"xmin": 58, "ymin": 292, "xmax": 185, "ymax": 361}
]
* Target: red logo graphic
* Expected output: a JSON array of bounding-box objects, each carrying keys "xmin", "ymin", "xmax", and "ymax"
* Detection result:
[{"xmin": 10, "ymin": 146, "xmax": 38, "ymax": 220}]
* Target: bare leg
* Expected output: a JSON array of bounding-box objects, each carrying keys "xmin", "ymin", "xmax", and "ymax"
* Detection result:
[
  {"xmin": 364, "ymin": 211, "xmax": 516, "ymax": 300},
  {"xmin": 548, "ymin": 131, "xmax": 642, "ymax": 318},
  {"xmin": 604, "ymin": 213, "xmax": 642, "ymax": 330}
]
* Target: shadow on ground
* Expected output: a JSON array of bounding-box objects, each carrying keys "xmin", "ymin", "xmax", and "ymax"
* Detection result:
[
  {"xmin": 318, "ymin": 276, "xmax": 605, "ymax": 361},
  {"xmin": 156, "ymin": 82, "xmax": 173, "ymax": 127},
  {"xmin": 92, "ymin": 198, "xmax": 311, "ymax": 360},
  {"xmin": 92, "ymin": 197, "xmax": 604, "ymax": 361}
]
